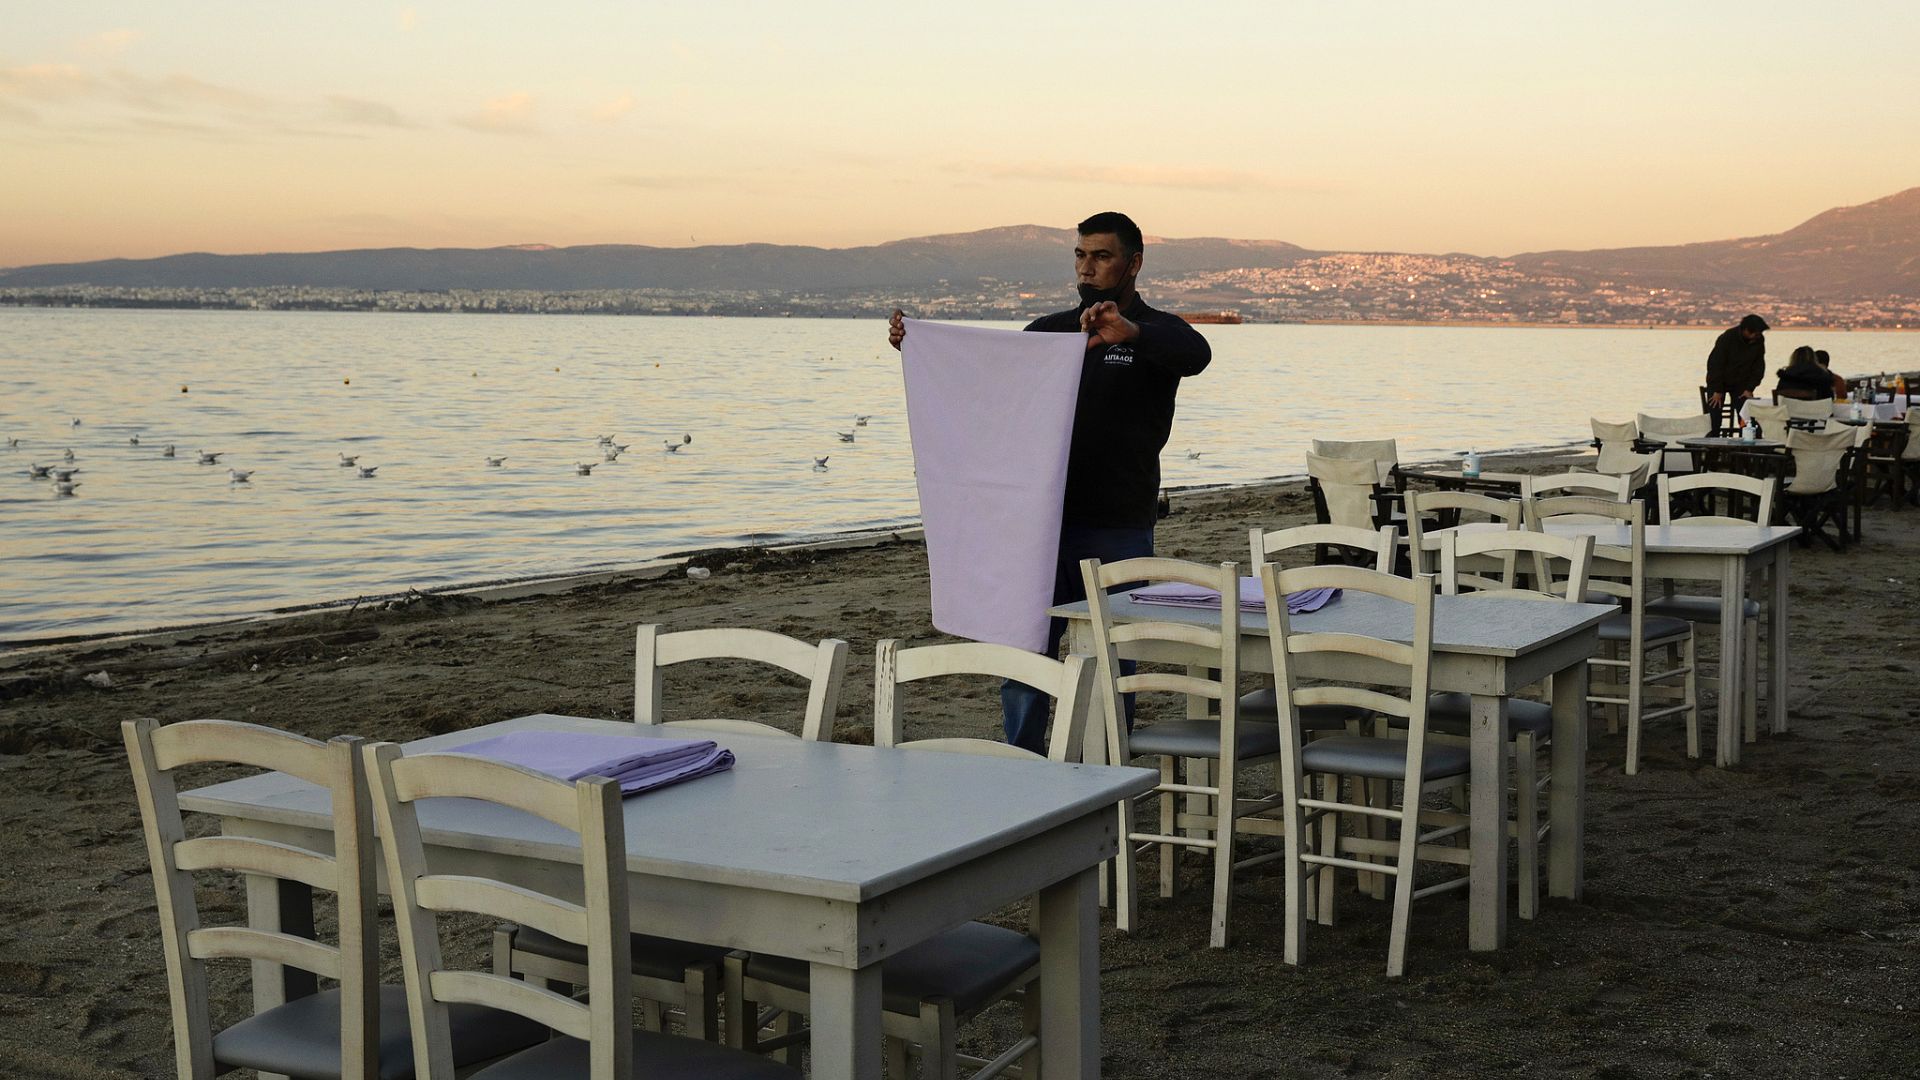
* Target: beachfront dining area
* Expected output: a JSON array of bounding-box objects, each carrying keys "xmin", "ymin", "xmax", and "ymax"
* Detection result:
[{"xmin": 104, "ymin": 392, "xmax": 1914, "ymax": 1078}]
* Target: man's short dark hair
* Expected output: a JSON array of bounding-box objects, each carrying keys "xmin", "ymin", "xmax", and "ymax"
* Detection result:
[
  {"xmin": 1078, "ymin": 211, "xmax": 1143, "ymax": 258},
  {"xmin": 1739, "ymin": 313, "xmax": 1769, "ymax": 333}
]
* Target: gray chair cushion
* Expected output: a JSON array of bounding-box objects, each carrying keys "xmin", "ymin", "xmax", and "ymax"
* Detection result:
[
  {"xmin": 471, "ymin": 1027, "xmax": 795, "ymax": 1080},
  {"xmin": 1597, "ymin": 613, "xmax": 1691, "ymax": 642},
  {"xmin": 1644, "ymin": 594, "xmax": 1762, "ymax": 621},
  {"xmin": 512, "ymin": 925, "xmax": 729, "ymax": 983},
  {"xmin": 1422, "ymin": 692, "xmax": 1554, "ymax": 737},
  {"xmin": 744, "ymin": 921, "xmax": 1038, "ymax": 1018},
  {"xmin": 1127, "ymin": 717, "xmax": 1281, "ymax": 760},
  {"xmin": 1298, "ymin": 735, "xmax": 1470, "ymax": 782},
  {"xmin": 1236, "ymin": 689, "xmax": 1368, "ymax": 730},
  {"xmin": 214, "ymin": 985, "xmax": 546, "ymax": 1080}
]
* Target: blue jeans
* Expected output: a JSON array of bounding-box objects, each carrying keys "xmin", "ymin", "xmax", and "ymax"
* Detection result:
[{"xmin": 1001, "ymin": 522, "xmax": 1155, "ymax": 755}]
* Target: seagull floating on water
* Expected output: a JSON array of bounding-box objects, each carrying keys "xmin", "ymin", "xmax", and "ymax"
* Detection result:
[
  {"xmin": 50, "ymin": 466, "xmax": 80, "ymax": 481},
  {"xmin": 228, "ymin": 468, "xmax": 254, "ymax": 483},
  {"xmin": 663, "ymin": 441, "xmax": 682, "ymax": 453},
  {"xmin": 63, "ymin": 448, "xmax": 77, "ymax": 461},
  {"xmin": 596, "ymin": 434, "xmax": 616, "ymax": 446},
  {"xmin": 575, "ymin": 462, "xmax": 595, "ymax": 475},
  {"xmin": 339, "ymin": 453, "xmax": 359, "ymax": 467},
  {"xmin": 854, "ymin": 415, "xmax": 871, "ymax": 426},
  {"xmin": 1186, "ymin": 449, "xmax": 1202, "ymax": 460},
  {"xmin": 129, "ymin": 435, "xmax": 140, "ymax": 446},
  {"xmin": 837, "ymin": 431, "xmax": 856, "ymax": 443},
  {"xmin": 27, "ymin": 463, "xmax": 52, "ymax": 479},
  {"xmin": 813, "ymin": 456, "xmax": 830, "ymax": 470},
  {"xmin": 357, "ymin": 465, "xmax": 378, "ymax": 478},
  {"xmin": 161, "ymin": 444, "xmax": 176, "ymax": 457},
  {"xmin": 5, "ymin": 437, "xmax": 19, "ymax": 448},
  {"xmin": 603, "ymin": 449, "xmax": 622, "ymax": 463},
  {"xmin": 485, "ymin": 456, "xmax": 507, "ymax": 467},
  {"xmin": 679, "ymin": 433, "xmax": 692, "ymax": 445},
  {"xmin": 610, "ymin": 443, "xmax": 631, "ymax": 453},
  {"xmin": 199, "ymin": 451, "xmax": 223, "ymax": 465},
  {"xmin": 70, "ymin": 418, "xmax": 81, "ymax": 427},
  {"xmin": 53, "ymin": 479, "xmax": 80, "ymax": 496}
]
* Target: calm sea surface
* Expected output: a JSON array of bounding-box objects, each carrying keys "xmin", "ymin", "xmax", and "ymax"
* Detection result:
[{"xmin": 3, "ymin": 308, "xmax": 1913, "ymax": 643}]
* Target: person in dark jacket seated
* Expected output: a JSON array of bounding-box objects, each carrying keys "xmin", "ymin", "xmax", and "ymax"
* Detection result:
[{"xmin": 1775, "ymin": 345, "xmax": 1833, "ymax": 400}]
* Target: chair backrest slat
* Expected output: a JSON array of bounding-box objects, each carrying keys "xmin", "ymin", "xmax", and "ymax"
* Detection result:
[
  {"xmin": 1658, "ymin": 470, "xmax": 1775, "ymax": 525},
  {"xmin": 874, "ymin": 639, "xmax": 1094, "ymax": 762},
  {"xmin": 428, "ymin": 970, "xmax": 590, "ymax": 1041},
  {"xmin": 1250, "ymin": 522, "xmax": 1396, "ymax": 573},
  {"xmin": 1404, "ymin": 489, "xmax": 1520, "ymax": 578},
  {"xmin": 1441, "ymin": 529, "xmax": 1594, "ymax": 603},
  {"xmin": 1081, "ymin": 557, "xmax": 1239, "ymax": 765},
  {"xmin": 635, "ymin": 624, "xmax": 848, "ymax": 741}
]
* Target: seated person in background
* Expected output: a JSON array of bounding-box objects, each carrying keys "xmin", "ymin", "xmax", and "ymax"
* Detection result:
[
  {"xmin": 1814, "ymin": 349, "xmax": 1848, "ymax": 397},
  {"xmin": 1774, "ymin": 345, "xmax": 1833, "ymax": 400}
]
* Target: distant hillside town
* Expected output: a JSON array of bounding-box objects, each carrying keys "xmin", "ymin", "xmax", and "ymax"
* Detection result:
[{"xmin": 6, "ymin": 186, "xmax": 1920, "ymax": 328}]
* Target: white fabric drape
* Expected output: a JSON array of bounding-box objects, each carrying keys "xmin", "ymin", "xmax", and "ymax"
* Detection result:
[{"xmin": 900, "ymin": 319, "xmax": 1085, "ymax": 651}]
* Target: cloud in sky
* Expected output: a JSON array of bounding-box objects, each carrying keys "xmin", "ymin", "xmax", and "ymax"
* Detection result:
[
  {"xmin": 455, "ymin": 91, "xmax": 538, "ymax": 135},
  {"xmin": 75, "ymin": 28, "xmax": 141, "ymax": 59},
  {"xmin": 608, "ymin": 172, "xmax": 721, "ymax": 190},
  {"xmin": 325, "ymin": 94, "xmax": 415, "ymax": 128},
  {"xmin": 0, "ymin": 63, "xmax": 99, "ymax": 102},
  {"xmin": 397, "ymin": 8, "xmax": 419, "ymax": 33},
  {"xmin": 590, "ymin": 93, "xmax": 635, "ymax": 123},
  {"xmin": 965, "ymin": 160, "xmax": 1335, "ymax": 195}
]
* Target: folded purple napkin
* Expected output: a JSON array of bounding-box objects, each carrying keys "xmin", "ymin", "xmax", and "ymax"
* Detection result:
[
  {"xmin": 449, "ymin": 731, "xmax": 733, "ymax": 796},
  {"xmin": 1129, "ymin": 578, "xmax": 1340, "ymax": 615}
]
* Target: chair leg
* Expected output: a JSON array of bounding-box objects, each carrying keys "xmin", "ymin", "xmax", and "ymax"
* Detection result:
[
  {"xmin": 1157, "ymin": 756, "xmax": 1177, "ymax": 899},
  {"xmin": 1683, "ymin": 633, "xmax": 1700, "ymax": 761},
  {"xmin": 1366, "ymin": 778, "xmax": 1391, "ymax": 900},
  {"xmin": 1316, "ymin": 774, "xmax": 1339, "ymax": 926},
  {"xmin": 885, "ymin": 1037, "xmax": 912, "ymax": 1079},
  {"xmin": 1282, "ymin": 777, "xmax": 1307, "ymax": 966},
  {"xmin": 1209, "ymin": 758, "xmax": 1237, "ymax": 949},
  {"xmin": 1514, "ymin": 734, "xmax": 1539, "ymax": 921},
  {"xmin": 721, "ymin": 954, "xmax": 748, "ymax": 1050},
  {"xmin": 1625, "ymin": 639, "xmax": 1646, "ymax": 775},
  {"xmin": 1386, "ymin": 802, "xmax": 1419, "ymax": 977},
  {"xmin": 920, "ymin": 998, "xmax": 958, "ymax": 1080},
  {"xmin": 1743, "ymin": 621, "xmax": 1759, "ymax": 745},
  {"xmin": 684, "ymin": 964, "xmax": 718, "ymax": 1043}
]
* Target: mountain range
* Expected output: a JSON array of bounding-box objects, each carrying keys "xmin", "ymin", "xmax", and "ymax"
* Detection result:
[{"xmin": 4, "ymin": 186, "xmax": 1918, "ymax": 303}]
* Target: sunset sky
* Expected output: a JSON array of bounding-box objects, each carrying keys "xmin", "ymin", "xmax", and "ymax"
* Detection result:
[{"xmin": 5, "ymin": 2, "xmax": 1918, "ymax": 266}]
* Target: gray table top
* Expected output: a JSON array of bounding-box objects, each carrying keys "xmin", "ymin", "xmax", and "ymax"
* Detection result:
[
  {"xmin": 180, "ymin": 714, "xmax": 1157, "ymax": 903},
  {"xmin": 1453, "ymin": 521, "xmax": 1801, "ymax": 555},
  {"xmin": 1675, "ymin": 437, "xmax": 1784, "ymax": 449},
  {"xmin": 1052, "ymin": 590, "xmax": 1613, "ymax": 658}
]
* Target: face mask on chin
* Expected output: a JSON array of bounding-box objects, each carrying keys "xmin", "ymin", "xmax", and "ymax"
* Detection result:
[{"xmin": 1077, "ymin": 281, "xmax": 1128, "ymax": 306}]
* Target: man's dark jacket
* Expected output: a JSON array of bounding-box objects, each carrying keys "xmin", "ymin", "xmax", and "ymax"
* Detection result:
[
  {"xmin": 1705, "ymin": 326, "xmax": 1765, "ymax": 397},
  {"xmin": 1025, "ymin": 296, "xmax": 1210, "ymax": 528}
]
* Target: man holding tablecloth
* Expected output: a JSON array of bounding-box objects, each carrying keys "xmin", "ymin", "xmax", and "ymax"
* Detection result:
[{"xmin": 889, "ymin": 211, "xmax": 1211, "ymax": 754}]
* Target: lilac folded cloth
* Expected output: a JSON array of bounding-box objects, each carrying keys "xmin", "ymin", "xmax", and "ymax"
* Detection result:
[
  {"xmin": 1130, "ymin": 577, "xmax": 1340, "ymax": 615},
  {"xmin": 449, "ymin": 731, "xmax": 733, "ymax": 796}
]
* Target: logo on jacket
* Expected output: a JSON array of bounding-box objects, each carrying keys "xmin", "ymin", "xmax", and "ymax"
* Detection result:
[{"xmin": 1103, "ymin": 344, "xmax": 1136, "ymax": 366}]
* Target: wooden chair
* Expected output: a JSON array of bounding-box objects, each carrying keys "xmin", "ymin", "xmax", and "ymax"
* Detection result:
[
  {"xmin": 1256, "ymin": 563, "xmax": 1463, "ymax": 977},
  {"xmin": 1431, "ymin": 530, "xmax": 1595, "ymax": 919},
  {"xmin": 1650, "ymin": 472, "xmax": 1776, "ymax": 745},
  {"xmin": 1903, "ymin": 412, "xmax": 1920, "ymax": 507},
  {"xmin": 1305, "ymin": 452, "xmax": 1386, "ymax": 534},
  {"xmin": 1527, "ymin": 497, "xmax": 1698, "ymax": 775},
  {"xmin": 1522, "ymin": 471, "xmax": 1632, "ymax": 513},
  {"xmin": 1699, "ymin": 386, "xmax": 1737, "ymax": 436},
  {"xmin": 1783, "ymin": 397, "xmax": 1835, "ymax": 430},
  {"xmin": 1780, "ymin": 427, "xmax": 1859, "ymax": 550},
  {"xmin": 1402, "ymin": 489, "xmax": 1521, "ymax": 578},
  {"xmin": 725, "ymin": 642, "xmax": 1094, "ymax": 1080},
  {"xmin": 1744, "ymin": 401, "xmax": 1789, "ymax": 440},
  {"xmin": 1310, "ymin": 437, "xmax": 1401, "ymax": 487},
  {"xmin": 496, "ymin": 624, "xmax": 850, "ymax": 1041},
  {"xmin": 122, "ymin": 718, "xmax": 545, "ymax": 1080},
  {"xmin": 1081, "ymin": 556, "xmax": 1272, "ymax": 947},
  {"xmin": 362, "ymin": 742, "xmax": 793, "ymax": 1080},
  {"xmin": 1860, "ymin": 421, "xmax": 1913, "ymax": 510},
  {"xmin": 634, "ymin": 624, "xmax": 850, "ymax": 740},
  {"xmin": 1636, "ymin": 412, "xmax": 1711, "ymax": 475}
]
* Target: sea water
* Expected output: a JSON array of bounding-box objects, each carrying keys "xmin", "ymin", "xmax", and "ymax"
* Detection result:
[{"xmin": 2, "ymin": 308, "xmax": 1911, "ymax": 642}]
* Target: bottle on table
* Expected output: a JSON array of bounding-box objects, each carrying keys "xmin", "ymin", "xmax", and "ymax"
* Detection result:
[{"xmin": 1463, "ymin": 449, "xmax": 1481, "ymax": 479}]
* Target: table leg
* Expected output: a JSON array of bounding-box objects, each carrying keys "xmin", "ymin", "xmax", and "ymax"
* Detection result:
[
  {"xmin": 1548, "ymin": 660, "xmax": 1589, "ymax": 900},
  {"xmin": 808, "ymin": 962, "xmax": 882, "ymax": 1080},
  {"xmin": 1034, "ymin": 866, "xmax": 1101, "ymax": 1080},
  {"xmin": 1769, "ymin": 545, "xmax": 1790, "ymax": 735},
  {"xmin": 1066, "ymin": 621, "xmax": 1108, "ymax": 767},
  {"xmin": 1467, "ymin": 694, "xmax": 1510, "ymax": 951},
  {"xmin": 1717, "ymin": 555, "xmax": 1748, "ymax": 767},
  {"xmin": 244, "ymin": 873, "xmax": 317, "ymax": 1080}
]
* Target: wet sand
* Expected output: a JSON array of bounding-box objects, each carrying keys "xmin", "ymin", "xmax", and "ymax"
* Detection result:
[{"xmin": 3, "ymin": 449, "xmax": 1917, "ymax": 1079}]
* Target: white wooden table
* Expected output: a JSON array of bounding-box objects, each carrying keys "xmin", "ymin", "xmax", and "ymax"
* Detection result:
[
  {"xmin": 1454, "ymin": 522, "xmax": 1799, "ymax": 767},
  {"xmin": 180, "ymin": 714, "xmax": 1157, "ymax": 1080},
  {"xmin": 1053, "ymin": 592, "xmax": 1612, "ymax": 952}
]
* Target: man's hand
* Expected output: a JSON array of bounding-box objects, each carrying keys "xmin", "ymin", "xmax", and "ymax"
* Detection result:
[
  {"xmin": 887, "ymin": 309, "xmax": 906, "ymax": 351},
  {"xmin": 1080, "ymin": 301, "xmax": 1140, "ymax": 348}
]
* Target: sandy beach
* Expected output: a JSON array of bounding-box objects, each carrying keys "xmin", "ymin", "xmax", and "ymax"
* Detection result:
[{"xmin": 4, "ymin": 448, "xmax": 1918, "ymax": 1079}]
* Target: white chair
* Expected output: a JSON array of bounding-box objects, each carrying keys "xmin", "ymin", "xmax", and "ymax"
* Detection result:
[
  {"xmin": 498, "ymin": 625, "xmax": 850, "ymax": 1039},
  {"xmin": 1651, "ymin": 472, "xmax": 1776, "ymax": 745},
  {"xmin": 634, "ymin": 625, "xmax": 849, "ymax": 740},
  {"xmin": 1306, "ymin": 452, "xmax": 1385, "ymax": 533},
  {"xmin": 1780, "ymin": 427, "xmax": 1858, "ymax": 550},
  {"xmin": 1432, "ymin": 530, "xmax": 1595, "ymax": 919},
  {"xmin": 1591, "ymin": 418, "xmax": 1656, "ymax": 489},
  {"xmin": 1528, "ymin": 496, "xmax": 1698, "ymax": 774},
  {"xmin": 1522, "ymin": 472, "xmax": 1632, "ymax": 519},
  {"xmin": 1783, "ymin": 397, "xmax": 1835, "ymax": 429},
  {"xmin": 1311, "ymin": 438, "xmax": 1399, "ymax": 486},
  {"xmin": 122, "ymin": 718, "xmax": 545, "ymax": 1080},
  {"xmin": 363, "ymin": 742, "xmax": 794, "ymax": 1080},
  {"xmin": 1636, "ymin": 412, "xmax": 1711, "ymax": 473},
  {"xmin": 1402, "ymin": 489, "xmax": 1521, "ymax": 578},
  {"xmin": 1081, "ymin": 556, "xmax": 1271, "ymax": 947},
  {"xmin": 1257, "ymin": 563, "xmax": 1463, "ymax": 977},
  {"xmin": 1744, "ymin": 401, "xmax": 1789, "ymax": 439},
  {"xmin": 727, "ymin": 641, "xmax": 1095, "ymax": 1080}
]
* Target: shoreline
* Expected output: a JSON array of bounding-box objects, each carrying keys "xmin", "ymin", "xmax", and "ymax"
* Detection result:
[{"xmin": 0, "ymin": 442, "xmax": 1591, "ymax": 654}]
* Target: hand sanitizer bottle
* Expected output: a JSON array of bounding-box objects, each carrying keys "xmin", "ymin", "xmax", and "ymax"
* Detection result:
[{"xmin": 1463, "ymin": 449, "xmax": 1481, "ymax": 479}]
